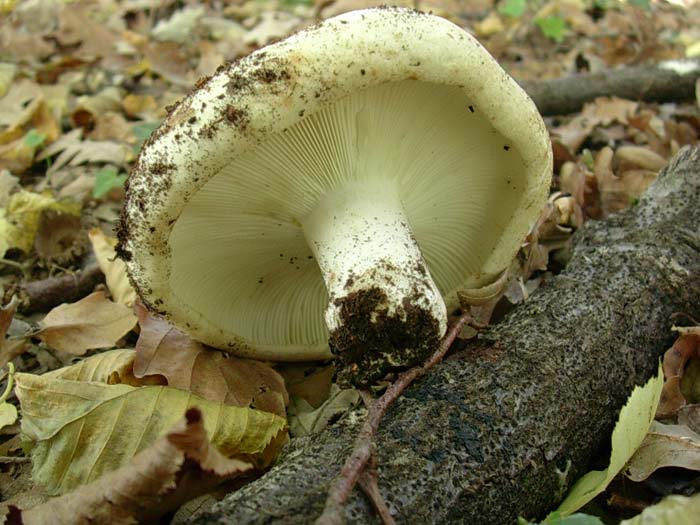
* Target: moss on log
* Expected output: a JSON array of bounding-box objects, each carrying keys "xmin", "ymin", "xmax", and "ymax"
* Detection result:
[{"xmin": 191, "ymin": 147, "xmax": 700, "ymax": 525}]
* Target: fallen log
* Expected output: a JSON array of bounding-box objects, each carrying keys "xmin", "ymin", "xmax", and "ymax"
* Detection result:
[{"xmin": 191, "ymin": 146, "xmax": 700, "ymax": 525}]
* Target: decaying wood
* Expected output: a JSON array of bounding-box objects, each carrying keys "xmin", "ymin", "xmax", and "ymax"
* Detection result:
[
  {"xmin": 190, "ymin": 147, "xmax": 700, "ymax": 525},
  {"xmin": 521, "ymin": 58, "xmax": 700, "ymax": 115}
]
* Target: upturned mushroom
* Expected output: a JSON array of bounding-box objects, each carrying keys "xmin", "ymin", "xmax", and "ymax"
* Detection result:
[{"xmin": 118, "ymin": 7, "xmax": 552, "ymax": 385}]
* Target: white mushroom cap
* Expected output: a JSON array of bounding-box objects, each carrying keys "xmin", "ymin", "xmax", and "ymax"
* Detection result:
[{"xmin": 119, "ymin": 7, "xmax": 552, "ymax": 378}]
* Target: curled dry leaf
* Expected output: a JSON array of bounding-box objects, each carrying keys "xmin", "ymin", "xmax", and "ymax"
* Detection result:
[
  {"xmin": 37, "ymin": 291, "xmax": 137, "ymax": 355},
  {"xmin": 133, "ymin": 303, "xmax": 288, "ymax": 417},
  {"xmin": 33, "ymin": 210, "xmax": 86, "ymax": 264},
  {"xmin": 10, "ymin": 408, "xmax": 254, "ymax": 525},
  {"xmin": 594, "ymin": 146, "xmax": 657, "ymax": 215},
  {"xmin": 552, "ymin": 97, "xmax": 639, "ymax": 152},
  {"xmin": 657, "ymin": 331, "xmax": 700, "ymax": 419},
  {"xmin": 625, "ymin": 421, "xmax": 700, "ymax": 482},
  {"xmin": 88, "ymin": 228, "xmax": 137, "ymax": 306},
  {"xmin": 14, "ymin": 371, "xmax": 287, "ymax": 495}
]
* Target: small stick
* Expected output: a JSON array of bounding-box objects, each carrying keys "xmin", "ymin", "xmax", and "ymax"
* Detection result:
[
  {"xmin": 315, "ymin": 312, "xmax": 473, "ymax": 525},
  {"xmin": 13, "ymin": 263, "xmax": 104, "ymax": 314},
  {"xmin": 0, "ymin": 456, "xmax": 30, "ymax": 464},
  {"xmin": 358, "ymin": 451, "xmax": 395, "ymax": 525}
]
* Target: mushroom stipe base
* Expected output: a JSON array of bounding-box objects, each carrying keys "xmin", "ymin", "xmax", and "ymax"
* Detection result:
[{"xmin": 330, "ymin": 286, "xmax": 441, "ymax": 387}]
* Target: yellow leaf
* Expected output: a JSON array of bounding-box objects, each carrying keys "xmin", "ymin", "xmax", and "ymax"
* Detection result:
[
  {"xmin": 551, "ymin": 362, "xmax": 664, "ymax": 517},
  {"xmin": 0, "ymin": 190, "xmax": 81, "ymax": 256},
  {"xmin": 15, "ymin": 372, "xmax": 287, "ymax": 495},
  {"xmin": 16, "ymin": 408, "xmax": 253, "ymax": 525},
  {"xmin": 44, "ymin": 349, "xmax": 139, "ymax": 386},
  {"xmin": 88, "ymin": 229, "xmax": 137, "ymax": 306},
  {"xmin": 37, "ymin": 292, "xmax": 137, "ymax": 355}
]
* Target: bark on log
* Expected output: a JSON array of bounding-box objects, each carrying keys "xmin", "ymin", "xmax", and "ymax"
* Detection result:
[
  {"xmin": 520, "ymin": 58, "xmax": 700, "ymax": 115},
  {"xmin": 191, "ymin": 147, "xmax": 700, "ymax": 525}
]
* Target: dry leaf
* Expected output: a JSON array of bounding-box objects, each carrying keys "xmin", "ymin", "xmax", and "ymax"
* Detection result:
[
  {"xmin": 36, "ymin": 128, "xmax": 131, "ymax": 176},
  {"xmin": 37, "ymin": 291, "xmax": 137, "ymax": 355},
  {"xmin": 625, "ymin": 421, "xmax": 700, "ymax": 482},
  {"xmin": 151, "ymin": 6, "xmax": 205, "ymax": 44},
  {"xmin": 0, "ymin": 169, "xmax": 18, "ymax": 206},
  {"xmin": 0, "ymin": 190, "xmax": 81, "ymax": 257},
  {"xmin": 657, "ymin": 332, "xmax": 700, "ymax": 419},
  {"xmin": 134, "ymin": 303, "xmax": 288, "ymax": 417},
  {"xmin": 88, "ymin": 229, "xmax": 137, "ymax": 306},
  {"xmin": 278, "ymin": 363, "xmax": 334, "ymax": 409},
  {"xmin": 0, "ymin": 296, "xmax": 26, "ymax": 369},
  {"xmin": 44, "ymin": 349, "xmax": 139, "ymax": 386},
  {"xmin": 553, "ymin": 97, "xmax": 639, "ymax": 152},
  {"xmin": 678, "ymin": 404, "xmax": 700, "ymax": 435},
  {"xmin": 288, "ymin": 384, "xmax": 359, "ymax": 437},
  {"xmin": 12, "ymin": 408, "xmax": 254, "ymax": 525},
  {"xmin": 14, "ymin": 372, "xmax": 286, "ymax": 494},
  {"xmin": 243, "ymin": 11, "xmax": 302, "ymax": 47},
  {"xmin": 33, "ymin": 210, "xmax": 85, "ymax": 264},
  {"xmin": 0, "ymin": 363, "xmax": 17, "ymax": 432}
]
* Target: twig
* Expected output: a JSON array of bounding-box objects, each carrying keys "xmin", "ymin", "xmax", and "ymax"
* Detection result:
[
  {"xmin": 358, "ymin": 452, "xmax": 395, "ymax": 525},
  {"xmin": 315, "ymin": 312, "xmax": 473, "ymax": 525},
  {"xmin": 12, "ymin": 263, "xmax": 104, "ymax": 314},
  {"xmin": 0, "ymin": 456, "xmax": 30, "ymax": 464},
  {"xmin": 520, "ymin": 58, "xmax": 700, "ymax": 115}
]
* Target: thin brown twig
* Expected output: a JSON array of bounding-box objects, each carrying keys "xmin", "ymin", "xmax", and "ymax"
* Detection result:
[
  {"xmin": 315, "ymin": 312, "xmax": 473, "ymax": 525},
  {"xmin": 0, "ymin": 456, "xmax": 30, "ymax": 464},
  {"xmin": 358, "ymin": 451, "xmax": 395, "ymax": 525}
]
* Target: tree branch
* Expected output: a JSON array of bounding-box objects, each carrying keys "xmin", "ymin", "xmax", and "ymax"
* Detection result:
[{"xmin": 521, "ymin": 58, "xmax": 700, "ymax": 115}]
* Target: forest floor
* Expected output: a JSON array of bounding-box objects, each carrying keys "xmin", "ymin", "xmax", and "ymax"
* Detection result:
[{"xmin": 2, "ymin": 1, "xmax": 700, "ymax": 524}]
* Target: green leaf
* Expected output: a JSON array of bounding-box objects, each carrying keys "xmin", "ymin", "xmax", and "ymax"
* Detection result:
[
  {"xmin": 499, "ymin": 0, "xmax": 527, "ymax": 17},
  {"xmin": 131, "ymin": 121, "xmax": 160, "ymax": 153},
  {"xmin": 520, "ymin": 513, "xmax": 605, "ymax": 525},
  {"xmin": 23, "ymin": 128, "xmax": 46, "ymax": 149},
  {"xmin": 628, "ymin": 0, "xmax": 651, "ymax": 10},
  {"xmin": 549, "ymin": 362, "xmax": 664, "ymax": 518},
  {"xmin": 93, "ymin": 167, "xmax": 127, "ymax": 199},
  {"xmin": 621, "ymin": 494, "xmax": 700, "ymax": 525},
  {"xmin": 281, "ymin": 0, "xmax": 313, "ymax": 6},
  {"xmin": 535, "ymin": 16, "xmax": 568, "ymax": 43}
]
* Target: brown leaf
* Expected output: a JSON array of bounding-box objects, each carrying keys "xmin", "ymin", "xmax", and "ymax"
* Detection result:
[
  {"xmin": 12, "ymin": 408, "xmax": 254, "ymax": 525},
  {"xmin": 552, "ymin": 97, "xmax": 639, "ymax": 152},
  {"xmin": 33, "ymin": 210, "xmax": 86, "ymax": 265},
  {"xmin": 278, "ymin": 363, "xmax": 334, "ymax": 409},
  {"xmin": 657, "ymin": 332, "xmax": 700, "ymax": 419},
  {"xmin": 88, "ymin": 228, "xmax": 137, "ymax": 306},
  {"xmin": 0, "ymin": 296, "xmax": 27, "ymax": 369},
  {"xmin": 625, "ymin": 421, "xmax": 700, "ymax": 482},
  {"xmin": 37, "ymin": 291, "xmax": 137, "ymax": 355},
  {"xmin": 133, "ymin": 303, "xmax": 288, "ymax": 417}
]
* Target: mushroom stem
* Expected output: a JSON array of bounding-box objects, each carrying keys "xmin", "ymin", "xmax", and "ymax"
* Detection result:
[{"xmin": 301, "ymin": 178, "xmax": 447, "ymax": 384}]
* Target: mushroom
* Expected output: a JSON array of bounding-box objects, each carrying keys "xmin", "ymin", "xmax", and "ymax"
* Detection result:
[{"xmin": 118, "ymin": 7, "xmax": 552, "ymax": 385}]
